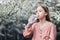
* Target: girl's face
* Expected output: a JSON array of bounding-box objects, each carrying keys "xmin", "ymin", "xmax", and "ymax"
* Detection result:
[{"xmin": 36, "ymin": 6, "xmax": 47, "ymax": 19}]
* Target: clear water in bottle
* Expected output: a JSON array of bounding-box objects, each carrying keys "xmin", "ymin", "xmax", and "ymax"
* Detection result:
[{"xmin": 28, "ymin": 14, "xmax": 38, "ymax": 24}]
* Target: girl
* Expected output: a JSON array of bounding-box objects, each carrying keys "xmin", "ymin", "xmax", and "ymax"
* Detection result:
[{"xmin": 23, "ymin": 4, "xmax": 57, "ymax": 40}]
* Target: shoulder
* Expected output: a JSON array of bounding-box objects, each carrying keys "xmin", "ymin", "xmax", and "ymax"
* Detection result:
[
  {"xmin": 31, "ymin": 22, "xmax": 38, "ymax": 28},
  {"xmin": 47, "ymin": 21, "xmax": 56, "ymax": 28},
  {"xmin": 32, "ymin": 22, "xmax": 37, "ymax": 27}
]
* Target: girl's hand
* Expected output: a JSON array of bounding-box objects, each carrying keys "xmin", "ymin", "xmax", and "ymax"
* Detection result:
[{"xmin": 25, "ymin": 23, "xmax": 32, "ymax": 29}]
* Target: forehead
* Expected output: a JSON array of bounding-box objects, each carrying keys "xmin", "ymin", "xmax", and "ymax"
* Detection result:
[{"xmin": 37, "ymin": 6, "xmax": 44, "ymax": 11}]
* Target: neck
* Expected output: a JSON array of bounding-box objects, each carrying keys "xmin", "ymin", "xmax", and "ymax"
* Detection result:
[{"xmin": 39, "ymin": 17, "xmax": 47, "ymax": 24}]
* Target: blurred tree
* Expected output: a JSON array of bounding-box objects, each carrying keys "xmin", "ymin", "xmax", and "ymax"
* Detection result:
[{"xmin": 0, "ymin": 0, "xmax": 60, "ymax": 40}]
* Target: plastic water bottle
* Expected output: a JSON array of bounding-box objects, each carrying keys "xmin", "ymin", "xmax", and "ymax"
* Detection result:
[{"xmin": 28, "ymin": 14, "xmax": 38, "ymax": 24}]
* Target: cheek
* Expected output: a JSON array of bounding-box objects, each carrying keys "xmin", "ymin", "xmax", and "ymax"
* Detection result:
[
  {"xmin": 38, "ymin": 12, "xmax": 45, "ymax": 17},
  {"xmin": 37, "ymin": 12, "xmax": 46, "ymax": 18}
]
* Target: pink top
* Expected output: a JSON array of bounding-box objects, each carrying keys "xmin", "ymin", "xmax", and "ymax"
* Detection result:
[{"xmin": 23, "ymin": 21, "xmax": 57, "ymax": 40}]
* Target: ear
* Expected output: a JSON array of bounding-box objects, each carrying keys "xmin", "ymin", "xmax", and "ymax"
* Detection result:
[
  {"xmin": 45, "ymin": 12, "xmax": 48, "ymax": 15},
  {"xmin": 45, "ymin": 13, "xmax": 47, "ymax": 16}
]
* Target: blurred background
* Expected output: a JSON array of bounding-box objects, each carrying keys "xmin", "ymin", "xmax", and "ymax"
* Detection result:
[{"xmin": 0, "ymin": 0, "xmax": 60, "ymax": 40}]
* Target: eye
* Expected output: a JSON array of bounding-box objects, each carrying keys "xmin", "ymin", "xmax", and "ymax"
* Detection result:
[
  {"xmin": 39, "ymin": 10, "xmax": 42, "ymax": 12},
  {"xmin": 39, "ymin": 10, "xmax": 43, "ymax": 12}
]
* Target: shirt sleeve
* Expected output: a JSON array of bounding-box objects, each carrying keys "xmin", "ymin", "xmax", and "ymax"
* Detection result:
[
  {"xmin": 23, "ymin": 23, "xmax": 36, "ymax": 38},
  {"xmin": 49, "ymin": 23, "xmax": 57, "ymax": 40}
]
